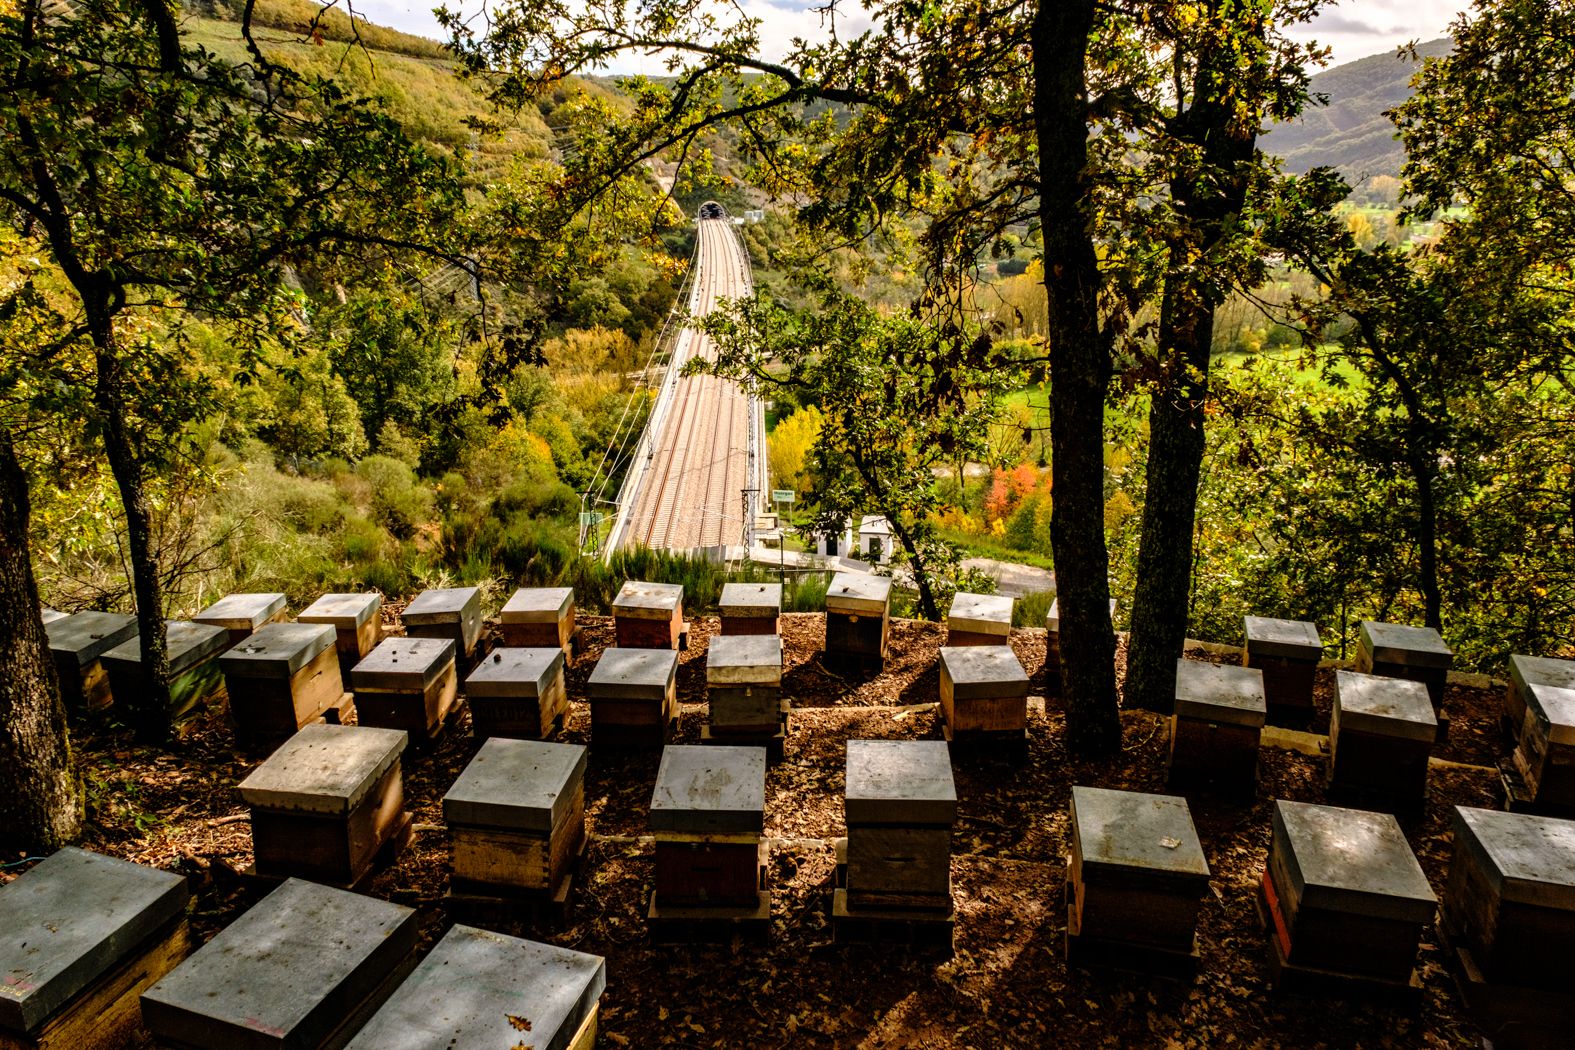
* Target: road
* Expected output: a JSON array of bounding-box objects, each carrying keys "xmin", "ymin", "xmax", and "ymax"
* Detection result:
[{"xmin": 615, "ymin": 217, "xmax": 760, "ymax": 553}]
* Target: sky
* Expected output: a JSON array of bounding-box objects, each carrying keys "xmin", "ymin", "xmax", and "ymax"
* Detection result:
[{"xmin": 348, "ymin": 0, "xmax": 1463, "ymax": 73}]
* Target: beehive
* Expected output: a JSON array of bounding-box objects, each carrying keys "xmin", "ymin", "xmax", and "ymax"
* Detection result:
[
  {"xmin": 192, "ymin": 592, "xmax": 287, "ymax": 650},
  {"xmin": 1513, "ymin": 680, "xmax": 1575, "ymax": 810},
  {"xmin": 1328, "ymin": 670, "xmax": 1437, "ymax": 806},
  {"xmin": 1168, "ymin": 659, "xmax": 1266, "ymax": 796},
  {"xmin": 719, "ymin": 582, "xmax": 781, "ymax": 636},
  {"xmin": 1506, "ymin": 654, "xmax": 1575, "ymax": 741},
  {"xmin": 341, "ymin": 926, "xmax": 605, "ymax": 1050},
  {"xmin": 101, "ymin": 620, "xmax": 226, "ymax": 720},
  {"xmin": 1044, "ymin": 598, "xmax": 1117, "ymax": 690},
  {"xmin": 938, "ymin": 645, "xmax": 1029, "ymax": 738},
  {"xmin": 1067, "ymin": 787, "xmax": 1210, "ymax": 966},
  {"xmin": 1262, "ymin": 801, "xmax": 1435, "ymax": 986},
  {"xmin": 611, "ymin": 581, "xmax": 684, "ymax": 650},
  {"xmin": 946, "ymin": 592, "xmax": 1013, "ymax": 646},
  {"xmin": 401, "ymin": 587, "xmax": 482, "ymax": 665},
  {"xmin": 705, "ymin": 634, "xmax": 785, "ymax": 743},
  {"xmin": 0, "ymin": 849, "xmax": 190, "ymax": 1050},
  {"xmin": 44, "ymin": 612, "xmax": 138, "ymax": 715},
  {"xmin": 824, "ymin": 573, "xmax": 892, "ymax": 667},
  {"xmin": 237, "ymin": 724, "xmax": 411, "ymax": 885},
  {"xmin": 1243, "ymin": 616, "xmax": 1323, "ymax": 728},
  {"xmin": 465, "ymin": 647, "xmax": 568, "ymax": 740},
  {"xmin": 140, "ymin": 879, "xmax": 417, "ymax": 1050},
  {"xmin": 350, "ymin": 637, "xmax": 459, "ymax": 744},
  {"xmin": 650, "ymin": 745, "xmax": 767, "ymax": 908},
  {"xmin": 499, "ymin": 587, "xmax": 576, "ymax": 652},
  {"xmin": 586, "ymin": 647, "xmax": 679, "ymax": 748},
  {"xmin": 443, "ymin": 738, "xmax": 587, "ymax": 896},
  {"xmin": 843, "ymin": 740, "xmax": 956, "ymax": 910},
  {"xmin": 297, "ymin": 593, "xmax": 382, "ymax": 691},
  {"xmin": 220, "ymin": 622, "xmax": 343, "ymax": 754},
  {"xmin": 1355, "ymin": 620, "xmax": 1453, "ymax": 716},
  {"xmin": 1442, "ymin": 806, "xmax": 1575, "ymax": 990}
]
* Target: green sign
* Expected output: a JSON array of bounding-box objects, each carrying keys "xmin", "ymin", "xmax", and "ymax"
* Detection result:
[{"xmin": 772, "ymin": 489, "xmax": 795, "ymax": 504}]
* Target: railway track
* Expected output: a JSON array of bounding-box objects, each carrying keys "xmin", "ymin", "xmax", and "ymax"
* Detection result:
[{"xmin": 617, "ymin": 216, "xmax": 757, "ymax": 553}]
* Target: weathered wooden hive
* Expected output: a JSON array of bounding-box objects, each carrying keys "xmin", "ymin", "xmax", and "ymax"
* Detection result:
[
  {"xmin": 1442, "ymin": 806, "xmax": 1575, "ymax": 991},
  {"xmin": 401, "ymin": 586, "xmax": 482, "ymax": 667},
  {"xmin": 611, "ymin": 580, "xmax": 685, "ymax": 650},
  {"xmin": 946, "ymin": 591, "xmax": 1014, "ymax": 647},
  {"xmin": 45, "ymin": 611, "xmax": 138, "ymax": 715},
  {"xmin": 1168, "ymin": 658, "xmax": 1266, "ymax": 797},
  {"xmin": 443, "ymin": 738, "xmax": 587, "ymax": 898},
  {"xmin": 237, "ymin": 723, "xmax": 411, "ymax": 885},
  {"xmin": 1328, "ymin": 670, "xmax": 1437, "ymax": 806},
  {"xmin": 140, "ymin": 879, "xmax": 417, "ymax": 1050},
  {"xmin": 1507, "ymin": 653, "xmax": 1575, "ymax": 742},
  {"xmin": 192, "ymin": 592, "xmax": 287, "ymax": 650},
  {"xmin": 1043, "ymin": 598, "xmax": 1117, "ymax": 692},
  {"xmin": 101, "ymin": 620, "xmax": 226, "ymax": 720},
  {"xmin": 649, "ymin": 745, "xmax": 768, "ymax": 910},
  {"xmin": 1355, "ymin": 620, "xmax": 1453, "ymax": 719},
  {"xmin": 341, "ymin": 926, "xmax": 606, "ymax": 1050},
  {"xmin": 938, "ymin": 645, "xmax": 1030, "ymax": 743},
  {"xmin": 1513, "ymin": 679, "xmax": 1575, "ymax": 811},
  {"xmin": 1261, "ymin": 800, "xmax": 1435, "ymax": 990},
  {"xmin": 842, "ymin": 740, "xmax": 956, "ymax": 912},
  {"xmin": 220, "ymin": 622, "xmax": 343, "ymax": 754},
  {"xmin": 350, "ymin": 636, "xmax": 459, "ymax": 743},
  {"xmin": 719, "ymin": 582, "xmax": 781, "ymax": 636},
  {"xmin": 0, "ymin": 848, "xmax": 190, "ymax": 1050},
  {"xmin": 586, "ymin": 647, "xmax": 679, "ymax": 748},
  {"xmin": 465, "ymin": 647, "xmax": 568, "ymax": 740},
  {"xmin": 824, "ymin": 573, "xmax": 892, "ymax": 667},
  {"xmin": 704, "ymin": 634, "xmax": 786, "ymax": 749},
  {"xmin": 499, "ymin": 586, "xmax": 576, "ymax": 653},
  {"xmin": 1067, "ymin": 786, "xmax": 1210, "ymax": 974},
  {"xmin": 1243, "ymin": 615, "xmax": 1323, "ymax": 728},
  {"xmin": 297, "ymin": 592, "xmax": 382, "ymax": 691}
]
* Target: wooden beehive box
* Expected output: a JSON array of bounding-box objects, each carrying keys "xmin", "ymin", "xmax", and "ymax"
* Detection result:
[
  {"xmin": 705, "ymin": 634, "xmax": 784, "ymax": 738},
  {"xmin": 1442, "ymin": 806, "xmax": 1575, "ymax": 990},
  {"xmin": 649, "ymin": 745, "xmax": 767, "ymax": 909},
  {"xmin": 719, "ymin": 582, "xmax": 781, "ymax": 636},
  {"xmin": 140, "ymin": 879, "xmax": 417, "ymax": 1050},
  {"xmin": 0, "ymin": 849, "xmax": 190, "ymax": 1050},
  {"xmin": 237, "ymin": 724, "xmax": 411, "ymax": 885},
  {"xmin": 192, "ymin": 592, "xmax": 287, "ymax": 651},
  {"xmin": 1044, "ymin": 598, "xmax": 1117, "ymax": 690},
  {"xmin": 1168, "ymin": 659, "xmax": 1266, "ymax": 797},
  {"xmin": 1328, "ymin": 670, "xmax": 1437, "ymax": 806},
  {"xmin": 1514, "ymin": 681, "xmax": 1575, "ymax": 810},
  {"xmin": 843, "ymin": 740, "xmax": 956, "ymax": 910},
  {"xmin": 825, "ymin": 573, "xmax": 892, "ymax": 666},
  {"xmin": 1507, "ymin": 654, "xmax": 1575, "ymax": 741},
  {"xmin": 341, "ymin": 926, "xmax": 605, "ymax": 1050},
  {"xmin": 401, "ymin": 587, "xmax": 482, "ymax": 667},
  {"xmin": 586, "ymin": 647, "xmax": 679, "ymax": 748},
  {"xmin": 1263, "ymin": 801, "xmax": 1436, "ymax": 987},
  {"xmin": 44, "ymin": 612, "xmax": 139, "ymax": 715},
  {"xmin": 1243, "ymin": 616, "xmax": 1323, "ymax": 728},
  {"xmin": 1355, "ymin": 620, "xmax": 1453, "ymax": 717},
  {"xmin": 465, "ymin": 647, "xmax": 568, "ymax": 740},
  {"xmin": 499, "ymin": 587, "xmax": 575, "ymax": 652},
  {"xmin": 39, "ymin": 607, "xmax": 67, "ymax": 625},
  {"xmin": 101, "ymin": 620, "xmax": 226, "ymax": 720},
  {"xmin": 612, "ymin": 581, "xmax": 684, "ymax": 650},
  {"xmin": 350, "ymin": 637, "xmax": 459, "ymax": 744},
  {"xmin": 946, "ymin": 592, "xmax": 1013, "ymax": 647},
  {"xmin": 221, "ymin": 622, "xmax": 343, "ymax": 754},
  {"xmin": 443, "ymin": 738, "xmax": 587, "ymax": 897},
  {"xmin": 938, "ymin": 645, "xmax": 1029, "ymax": 738},
  {"xmin": 297, "ymin": 593, "xmax": 382, "ymax": 691},
  {"xmin": 1067, "ymin": 787, "xmax": 1210, "ymax": 960}
]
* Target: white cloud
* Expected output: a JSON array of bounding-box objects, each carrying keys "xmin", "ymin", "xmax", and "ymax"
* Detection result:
[{"xmin": 1287, "ymin": 0, "xmax": 1463, "ymax": 66}]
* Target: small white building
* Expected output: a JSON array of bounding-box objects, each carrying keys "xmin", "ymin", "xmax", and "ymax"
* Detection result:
[
  {"xmin": 858, "ymin": 515, "xmax": 895, "ymax": 564},
  {"xmin": 810, "ymin": 520, "xmax": 857, "ymax": 560}
]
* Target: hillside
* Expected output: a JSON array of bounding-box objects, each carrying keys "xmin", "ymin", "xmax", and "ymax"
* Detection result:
[{"xmin": 1265, "ymin": 37, "xmax": 1453, "ymax": 183}]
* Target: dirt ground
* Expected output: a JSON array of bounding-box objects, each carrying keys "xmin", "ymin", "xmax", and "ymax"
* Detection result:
[{"xmin": 7, "ymin": 611, "xmax": 1513, "ymax": 1048}]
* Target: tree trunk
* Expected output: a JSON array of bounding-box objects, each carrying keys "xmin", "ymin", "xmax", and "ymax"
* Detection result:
[
  {"xmin": 89, "ymin": 307, "xmax": 175, "ymax": 742},
  {"xmin": 1125, "ymin": 21, "xmax": 1261, "ymax": 712},
  {"xmin": 0, "ymin": 429, "xmax": 83, "ymax": 852},
  {"xmin": 1033, "ymin": 0, "xmax": 1121, "ymax": 755},
  {"xmin": 1410, "ymin": 442, "xmax": 1443, "ymax": 630}
]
